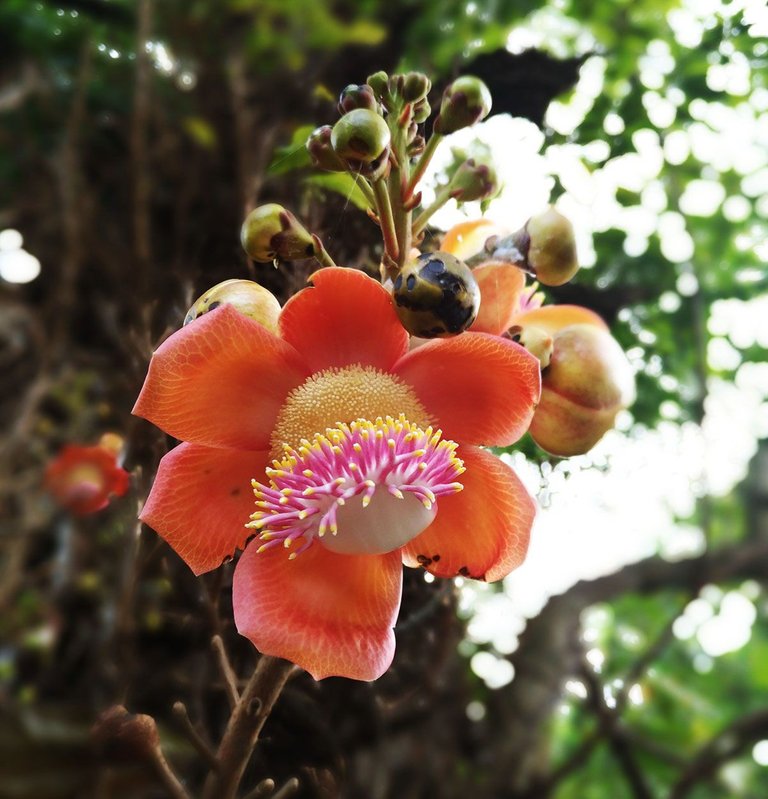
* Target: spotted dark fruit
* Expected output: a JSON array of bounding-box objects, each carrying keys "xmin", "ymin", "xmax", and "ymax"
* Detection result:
[
  {"xmin": 392, "ymin": 252, "xmax": 480, "ymax": 338},
  {"xmin": 184, "ymin": 279, "xmax": 281, "ymax": 333}
]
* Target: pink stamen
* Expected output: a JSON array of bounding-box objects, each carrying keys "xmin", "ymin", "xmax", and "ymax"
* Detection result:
[{"xmin": 247, "ymin": 415, "xmax": 464, "ymax": 559}]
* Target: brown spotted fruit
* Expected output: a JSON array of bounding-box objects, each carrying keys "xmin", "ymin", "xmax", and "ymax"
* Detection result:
[
  {"xmin": 529, "ymin": 323, "xmax": 635, "ymax": 457},
  {"xmin": 392, "ymin": 252, "xmax": 480, "ymax": 338}
]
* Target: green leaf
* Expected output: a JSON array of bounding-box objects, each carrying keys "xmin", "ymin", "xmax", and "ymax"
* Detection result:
[
  {"xmin": 304, "ymin": 173, "xmax": 372, "ymax": 212},
  {"xmin": 267, "ymin": 124, "xmax": 315, "ymax": 176}
]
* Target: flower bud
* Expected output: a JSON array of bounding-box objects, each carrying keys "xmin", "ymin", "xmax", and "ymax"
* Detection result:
[
  {"xmin": 448, "ymin": 159, "xmax": 498, "ymax": 202},
  {"xmin": 184, "ymin": 279, "xmax": 281, "ymax": 333},
  {"xmin": 408, "ymin": 133, "xmax": 426, "ymax": 157},
  {"xmin": 338, "ymin": 83, "xmax": 378, "ymax": 114},
  {"xmin": 401, "ymin": 72, "xmax": 431, "ymax": 103},
  {"xmin": 529, "ymin": 324, "xmax": 635, "ymax": 456},
  {"xmin": 91, "ymin": 705, "xmax": 160, "ymax": 762},
  {"xmin": 306, "ymin": 125, "xmax": 347, "ymax": 172},
  {"xmin": 434, "ymin": 75, "xmax": 492, "ymax": 135},
  {"xmin": 331, "ymin": 108, "xmax": 391, "ymax": 164},
  {"xmin": 510, "ymin": 325, "xmax": 554, "ymax": 368},
  {"xmin": 392, "ymin": 252, "xmax": 480, "ymax": 338},
  {"xmin": 241, "ymin": 204, "xmax": 315, "ymax": 262},
  {"xmin": 514, "ymin": 207, "xmax": 579, "ymax": 287},
  {"xmin": 412, "ymin": 97, "xmax": 431, "ymax": 124},
  {"xmin": 366, "ymin": 70, "xmax": 390, "ymax": 100}
]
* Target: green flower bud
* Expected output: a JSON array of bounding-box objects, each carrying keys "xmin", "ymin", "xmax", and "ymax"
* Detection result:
[
  {"xmin": 184, "ymin": 279, "xmax": 281, "ymax": 333},
  {"xmin": 514, "ymin": 207, "xmax": 579, "ymax": 287},
  {"xmin": 412, "ymin": 97, "xmax": 431, "ymax": 124},
  {"xmin": 366, "ymin": 71, "xmax": 390, "ymax": 100},
  {"xmin": 401, "ymin": 72, "xmax": 431, "ymax": 103},
  {"xmin": 331, "ymin": 108, "xmax": 391, "ymax": 164},
  {"xmin": 306, "ymin": 125, "xmax": 347, "ymax": 172},
  {"xmin": 434, "ymin": 75, "xmax": 492, "ymax": 135},
  {"xmin": 448, "ymin": 159, "xmax": 498, "ymax": 202},
  {"xmin": 240, "ymin": 204, "xmax": 315, "ymax": 262},
  {"xmin": 338, "ymin": 83, "xmax": 379, "ymax": 114}
]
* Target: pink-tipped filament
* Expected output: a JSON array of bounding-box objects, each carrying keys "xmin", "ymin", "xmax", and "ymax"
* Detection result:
[{"xmin": 247, "ymin": 414, "xmax": 464, "ymax": 558}]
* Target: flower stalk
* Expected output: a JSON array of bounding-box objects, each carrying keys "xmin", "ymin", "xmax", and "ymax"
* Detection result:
[
  {"xmin": 372, "ymin": 176, "xmax": 400, "ymax": 267},
  {"xmin": 405, "ymin": 132, "xmax": 441, "ymax": 201}
]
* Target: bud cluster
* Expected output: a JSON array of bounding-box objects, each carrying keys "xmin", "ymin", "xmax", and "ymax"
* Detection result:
[{"xmin": 206, "ymin": 64, "xmax": 634, "ymax": 457}]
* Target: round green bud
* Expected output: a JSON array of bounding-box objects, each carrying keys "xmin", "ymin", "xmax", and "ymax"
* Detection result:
[
  {"xmin": 338, "ymin": 83, "xmax": 378, "ymax": 114},
  {"xmin": 306, "ymin": 125, "xmax": 347, "ymax": 172},
  {"xmin": 401, "ymin": 72, "xmax": 432, "ymax": 103},
  {"xmin": 434, "ymin": 75, "xmax": 492, "ymax": 135},
  {"xmin": 392, "ymin": 252, "xmax": 480, "ymax": 338},
  {"xmin": 516, "ymin": 207, "xmax": 579, "ymax": 287},
  {"xmin": 240, "ymin": 204, "xmax": 315, "ymax": 262},
  {"xmin": 331, "ymin": 108, "xmax": 391, "ymax": 164},
  {"xmin": 184, "ymin": 279, "xmax": 281, "ymax": 333},
  {"xmin": 448, "ymin": 159, "xmax": 498, "ymax": 202}
]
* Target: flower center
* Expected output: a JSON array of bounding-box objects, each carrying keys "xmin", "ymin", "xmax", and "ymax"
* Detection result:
[
  {"xmin": 270, "ymin": 365, "xmax": 431, "ymax": 458},
  {"xmin": 249, "ymin": 415, "xmax": 464, "ymax": 558}
]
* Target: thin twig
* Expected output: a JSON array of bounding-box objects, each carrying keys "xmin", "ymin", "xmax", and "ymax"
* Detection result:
[
  {"xmin": 146, "ymin": 740, "xmax": 192, "ymax": 799},
  {"xmin": 172, "ymin": 701, "xmax": 219, "ymax": 770},
  {"xmin": 211, "ymin": 634, "xmax": 240, "ymax": 709},
  {"xmin": 669, "ymin": 708, "xmax": 768, "ymax": 799},
  {"xmin": 241, "ymin": 778, "xmax": 275, "ymax": 799},
  {"xmin": 272, "ymin": 777, "xmax": 300, "ymax": 798}
]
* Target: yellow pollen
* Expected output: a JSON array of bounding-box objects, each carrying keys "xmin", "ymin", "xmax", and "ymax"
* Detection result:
[{"xmin": 270, "ymin": 365, "xmax": 432, "ymax": 458}]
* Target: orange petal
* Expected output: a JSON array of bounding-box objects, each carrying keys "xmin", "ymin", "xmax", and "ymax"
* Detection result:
[
  {"xmin": 133, "ymin": 305, "xmax": 308, "ymax": 450},
  {"xmin": 141, "ymin": 443, "xmax": 269, "ymax": 575},
  {"xmin": 441, "ymin": 219, "xmax": 505, "ymax": 261},
  {"xmin": 471, "ymin": 261, "xmax": 527, "ymax": 335},
  {"xmin": 393, "ymin": 332, "xmax": 541, "ymax": 446},
  {"xmin": 279, "ymin": 267, "xmax": 408, "ymax": 372},
  {"xmin": 234, "ymin": 543, "xmax": 402, "ymax": 681},
  {"xmin": 513, "ymin": 304, "xmax": 608, "ymax": 335},
  {"xmin": 402, "ymin": 445, "xmax": 534, "ymax": 581}
]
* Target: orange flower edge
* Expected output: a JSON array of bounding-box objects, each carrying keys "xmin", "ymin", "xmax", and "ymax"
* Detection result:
[{"xmin": 134, "ymin": 267, "xmax": 540, "ymax": 680}]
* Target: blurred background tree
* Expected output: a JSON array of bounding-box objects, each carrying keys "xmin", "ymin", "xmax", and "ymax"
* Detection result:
[{"xmin": 1, "ymin": 0, "xmax": 766, "ymax": 797}]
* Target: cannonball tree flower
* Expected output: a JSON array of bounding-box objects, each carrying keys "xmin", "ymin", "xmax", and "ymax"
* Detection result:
[
  {"xmin": 45, "ymin": 433, "xmax": 130, "ymax": 515},
  {"xmin": 133, "ymin": 268, "xmax": 540, "ymax": 681}
]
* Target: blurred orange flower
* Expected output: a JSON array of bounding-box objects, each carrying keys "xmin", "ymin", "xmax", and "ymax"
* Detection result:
[{"xmin": 45, "ymin": 434, "xmax": 129, "ymax": 515}]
